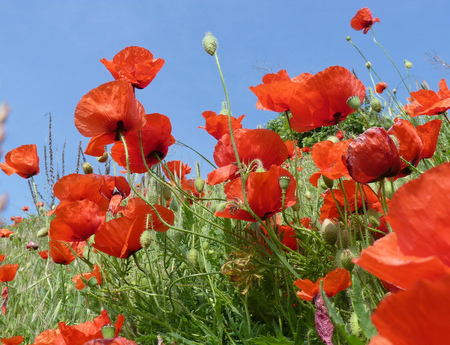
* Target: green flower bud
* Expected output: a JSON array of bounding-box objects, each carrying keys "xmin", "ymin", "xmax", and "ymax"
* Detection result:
[
  {"xmin": 170, "ymin": 198, "xmax": 179, "ymax": 212},
  {"xmin": 367, "ymin": 208, "xmax": 380, "ymax": 228},
  {"xmin": 140, "ymin": 230, "xmax": 152, "ymax": 249},
  {"xmin": 404, "ymin": 59, "xmax": 413, "ymax": 69},
  {"xmin": 194, "ymin": 177, "xmax": 205, "ymax": 194},
  {"xmin": 210, "ymin": 203, "xmax": 217, "ymax": 213},
  {"xmin": 349, "ymin": 312, "xmax": 362, "ymax": 337},
  {"xmin": 202, "ymin": 32, "xmax": 218, "ymax": 56},
  {"xmin": 320, "ymin": 219, "xmax": 338, "ymax": 245},
  {"xmin": 217, "ymin": 202, "xmax": 227, "ymax": 212},
  {"xmin": 347, "ymin": 96, "xmax": 361, "ymax": 111},
  {"xmin": 174, "ymin": 231, "xmax": 184, "ymax": 245},
  {"xmin": 336, "ymin": 229, "xmax": 349, "ymax": 248},
  {"xmin": 304, "ymin": 190, "xmax": 312, "ymax": 200},
  {"xmin": 86, "ymin": 276, "xmax": 99, "ymax": 288},
  {"xmin": 187, "ymin": 248, "xmax": 199, "ymax": 266},
  {"xmin": 370, "ymin": 98, "xmax": 383, "ymax": 113},
  {"xmin": 365, "ymin": 61, "xmax": 372, "ymax": 69},
  {"xmin": 326, "ymin": 135, "xmax": 340, "ymax": 144},
  {"xmin": 82, "ymin": 162, "xmax": 93, "ymax": 174},
  {"xmin": 346, "ymin": 36, "xmax": 351, "ymax": 41},
  {"xmin": 322, "ymin": 175, "xmax": 334, "ymax": 189},
  {"xmin": 162, "ymin": 186, "xmax": 172, "ymax": 201},
  {"xmin": 339, "ymin": 248, "xmax": 356, "ymax": 271},
  {"xmin": 148, "ymin": 191, "xmax": 158, "ymax": 204},
  {"xmin": 37, "ymin": 227, "xmax": 49, "ymax": 238},
  {"xmin": 383, "ymin": 182, "xmax": 394, "ymax": 199},
  {"xmin": 97, "ymin": 152, "xmax": 109, "ymax": 163}
]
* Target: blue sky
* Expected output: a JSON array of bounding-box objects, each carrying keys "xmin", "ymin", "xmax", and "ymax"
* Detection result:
[{"xmin": 1, "ymin": 1, "xmax": 450, "ymax": 222}]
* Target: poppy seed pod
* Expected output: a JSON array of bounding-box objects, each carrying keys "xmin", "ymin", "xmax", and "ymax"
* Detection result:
[
  {"xmin": 202, "ymin": 32, "xmax": 218, "ymax": 56},
  {"xmin": 101, "ymin": 324, "xmax": 116, "ymax": 339},
  {"xmin": 347, "ymin": 95, "xmax": 361, "ymax": 111},
  {"xmin": 278, "ymin": 175, "xmax": 291, "ymax": 191},
  {"xmin": 82, "ymin": 162, "xmax": 93, "ymax": 174}
]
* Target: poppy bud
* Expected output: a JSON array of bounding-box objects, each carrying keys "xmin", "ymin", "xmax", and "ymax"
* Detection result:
[
  {"xmin": 320, "ymin": 219, "xmax": 338, "ymax": 245},
  {"xmin": 169, "ymin": 198, "xmax": 179, "ymax": 212},
  {"xmin": 82, "ymin": 162, "xmax": 93, "ymax": 174},
  {"xmin": 305, "ymin": 190, "xmax": 312, "ymax": 200},
  {"xmin": 393, "ymin": 89, "xmax": 397, "ymax": 95},
  {"xmin": 148, "ymin": 191, "xmax": 158, "ymax": 204},
  {"xmin": 187, "ymin": 248, "xmax": 199, "ymax": 266},
  {"xmin": 278, "ymin": 175, "xmax": 291, "ymax": 191},
  {"xmin": 202, "ymin": 241, "xmax": 209, "ymax": 250},
  {"xmin": 86, "ymin": 276, "xmax": 99, "ymax": 288},
  {"xmin": 101, "ymin": 324, "xmax": 116, "ymax": 339},
  {"xmin": 210, "ymin": 203, "xmax": 217, "ymax": 213},
  {"xmin": 322, "ymin": 175, "xmax": 334, "ymax": 189},
  {"xmin": 326, "ymin": 135, "xmax": 340, "ymax": 144},
  {"xmin": 174, "ymin": 231, "xmax": 184, "ymax": 245},
  {"xmin": 350, "ymin": 312, "xmax": 362, "ymax": 337},
  {"xmin": 347, "ymin": 96, "xmax": 361, "ymax": 111},
  {"xmin": 194, "ymin": 177, "xmax": 205, "ymax": 194},
  {"xmin": 217, "ymin": 202, "xmax": 227, "ymax": 212},
  {"xmin": 337, "ymin": 229, "xmax": 349, "ymax": 248},
  {"xmin": 383, "ymin": 182, "xmax": 394, "ymax": 199},
  {"xmin": 404, "ymin": 59, "xmax": 413, "ymax": 69},
  {"xmin": 97, "ymin": 152, "xmax": 108, "ymax": 163},
  {"xmin": 202, "ymin": 32, "xmax": 218, "ymax": 56},
  {"xmin": 140, "ymin": 230, "xmax": 152, "ymax": 249},
  {"xmin": 162, "ymin": 186, "xmax": 172, "ymax": 201},
  {"xmin": 339, "ymin": 248, "xmax": 357, "ymax": 271},
  {"xmin": 37, "ymin": 227, "xmax": 49, "ymax": 238},
  {"xmin": 346, "ymin": 36, "xmax": 351, "ymax": 41},
  {"xmin": 370, "ymin": 98, "xmax": 382, "ymax": 113},
  {"xmin": 365, "ymin": 61, "xmax": 372, "ymax": 69},
  {"xmin": 367, "ymin": 208, "xmax": 380, "ymax": 228}
]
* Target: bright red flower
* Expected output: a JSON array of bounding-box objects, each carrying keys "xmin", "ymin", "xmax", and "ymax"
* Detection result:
[
  {"xmin": 93, "ymin": 198, "xmax": 174, "ymax": 258},
  {"xmin": 343, "ymin": 127, "xmax": 401, "ymax": 183},
  {"xmin": 249, "ymin": 69, "xmax": 313, "ymax": 112},
  {"xmin": 294, "ymin": 268, "xmax": 351, "ymax": 301},
  {"xmin": 72, "ymin": 265, "xmax": 102, "ymax": 290},
  {"xmin": 58, "ymin": 310, "xmax": 124, "ymax": 345},
  {"xmin": 215, "ymin": 165, "xmax": 296, "ymax": 222},
  {"xmin": 301, "ymin": 147, "xmax": 311, "ymax": 153},
  {"xmin": 162, "ymin": 160, "xmax": 192, "ymax": 182},
  {"xmin": 369, "ymin": 274, "xmax": 450, "ymax": 345},
  {"xmin": 284, "ymin": 140, "xmax": 302, "ymax": 160},
  {"xmin": 289, "ymin": 66, "xmax": 366, "ymax": 133},
  {"xmin": 415, "ymin": 119, "xmax": 442, "ymax": 159},
  {"xmin": 0, "ymin": 264, "xmax": 19, "ymax": 283},
  {"xmin": 75, "ymin": 80, "xmax": 146, "ymax": 156},
  {"xmin": 355, "ymin": 163, "xmax": 450, "ymax": 290},
  {"xmin": 309, "ymin": 139, "xmax": 352, "ymax": 187},
  {"xmin": 48, "ymin": 240, "xmax": 85, "ymax": 266},
  {"xmin": 1, "ymin": 336, "xmax": 24, "ymax": 345},
  {"xmin": 32, "ymin": 329, "xmax": 64, "ymax": 345},
  {"xmin": 375, "ymin": 82, "xmax": 388, "ymax": 94},
  {"xmin": 405, "ymin": 79, "xmax": 450, "ymax": 117},
  {"xmin": 100, "ymin": 46, "xmax": 165, "ymax": 89},
  {"xmin": 38, "ymin": 251, "xmax": 49, "ymax": 260},
  {"xmin": 0, "ymin": 255, "xmax": 5, "ymax": 262},
  {"xmin": 208, "ymin": 129, "xmax": 288, "ymax": 185},
  {"xmin": 199, "ymin": 110, "xmax": 245, "ymax": 140},
  {"xmin": 0, "ymin": 144, "xmax": 40, "ymax": 178},
  {"xmin": 0, "ymin": 229, "xmax": 14, "ymax": 238},
  {"xmin": 111, "ymin": 113, "xmax": 175, "ymax": 173},
  {"xmin": 22, "ymin": 206, "xmax": 29, "ymax": 212},
  {"xmin": 49, "ymin": 199, "xmax": 105, "ymax": 242},
  {"xmin": 350, "ymin": 7, "xmax": 380, "ymax": 34}
]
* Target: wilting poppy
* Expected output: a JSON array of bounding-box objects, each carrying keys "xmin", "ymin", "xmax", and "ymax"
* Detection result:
[
  {"xmin": 199, "ymin": 110, "xmax": 245, "ymax": 140},
  {"xmin": 215, "ymin": 165, "xmax": 296, "ymax": 222},
  {"xmin": 162, "ymin": 160, "xmax": 192, "ymax": 182},
  {"xmin": 0, "ymin": 229, "xmax": 14, "ymax": 238},
  {"xmin": 309, "ymin": 139, "xmax": 352, "ymax": 187},
  {"xmin": 100, "ymin": 46, "xmax": 165, "ymax": 89},
  {"xmin": 406, "ymin": 79, "xmax": 450, "ymax": 117},
  {"xmin": 53, "ymin": 173, "xmax": 131, "ymax": 213},
  {"xmin": 26, "ymin": 241, "xmax": 38, "ymax": 250},
  {"xmin": 354, "ymin": 163, "xmax": 450, "ymax": 290},
  {"xmin": 369, "ymin": 274, "xmax": 450, "ymax": 345},
  {"xmin": 0, "ymin": 264, "xmax": 19, "ymax": 283},
  {"xmin": 294, "ymin": 268, "xmax": 351, "ymax": 301},
  {"xmin": 0, "ymin": 336, "xmax": 24, "ymax": 345},
  {"xmin": 93, "ymin": 198, "xmax": 174, "ymax": 258},
  {"xmin": 249, "ymin": 69, "xmax": 313, "ymax": 113},
  {"xmin": 343, "ymin": 127, "xmax": 401, "ymax": 183},
  {"xmin": 375, "ymin": 82, "xmax": 388, "ymax": 94},
  {"xmin": 75, "ymin": 80, "xmax": 146, "ymax": 156},
  {"xmin": 58, "ymin": 310, "xmax": 124, "ymax": 345},
  {"xmin": 208, "ymin": 128, "xmax": 289, "ymax": 185},
  {"xmin": 350, "ymin": 7, "xmax": 380, "ymax": 34},
  {"xmin": 111, "ymin": 113, "xmax": 175, "ymax": 173},
  {"xmin": 49, "ymin": 199, "xmax": 105, "ymax": 242},
  {"xmin": 48, "ymin": 240, "xmax": 85, "ymax": 266},
  {"xmin": 0, "ymin": 144, "xmax": 40, "ymax": 178},
  {"xmin": 72, "ymin": 265, "xmax": 102, "ymax": 290},
  {"xmin": 289, "ymin": 66, "xmax": 366, "ymax": 133}
]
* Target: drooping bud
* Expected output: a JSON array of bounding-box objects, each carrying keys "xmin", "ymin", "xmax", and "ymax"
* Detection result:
[
  {"xmin": 140, "ymin": 230, "xmax": 152, "ymax": 249},
  {"xmin": 174, "ymin": 231, "xmax": 184, "ymax": 245},
  {"xmin": 383, "ymin": 182, "xmax": 394, "ymax": 199},
  {"xmin": 347, "ymin": 96, "xmax": 361, "ymax": 111},
  {"xmin": 370, "ymin": 98, "xmax": 382, "ymax": 113},
  {"xmin": 367, "ymin": 208, "xmax": 380, "ymax": 228},
  {"xmin": 217, "ymin": 202, "xmax": 227, "ymax": 212},
  {"xmin": 202, "ymin": 32, "xmax": 218, "ymax": 56},
  {"xmin": 278, "ymin": 175, "xmax": 291, "ymax": 191},
  {"xmin": 194, "ymin": 177, "xmax": 205, "ymax": 194},
  {"xmin": 322, "ymin": 175, "xmax": 334, "ymax": 189},
  {"xmin": 82, "ymin": 162, "xmax": 93, "ymax": 174},
  {"xmin": 37, "ymin": 227, "xmax": 49, "ymax": 238},
  {"xmin": 97, "ymin": 152, "xmax": 109, "ymax": 163},
  {"xmin": 404, "ymin": 59, "xmax": 413, "ymax": 69},
  {"xmin": 320, "ymin": 219, "xmax": 338, "ymax": 245},
  {"xmin": 86, "ymin": 276, "xmax": 99, "ymax": 288},
  {"xmin": 101, "ymin": 324, "xmax": 116, "ymax": 339}
]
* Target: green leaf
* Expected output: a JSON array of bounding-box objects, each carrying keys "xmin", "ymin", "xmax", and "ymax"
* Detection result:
[{"xmin": 351, "ymin": 275, "xmax": 378, "ymax": 339}]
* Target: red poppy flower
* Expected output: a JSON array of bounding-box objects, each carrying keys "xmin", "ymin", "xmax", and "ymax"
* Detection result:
[
  {"xmin": 38, "ymin": 251, "xmax": 49, "ymax": 260},
  {"xmin": 48, "ymin": 240, "xmax": 85, "ymax": 266},
  {"xmin": 199, "ymin": 110, "xmax": 245, "ymax": 140},
  {"xmin": 22, "ymin": 206, "xmax": 29, "ymax": 212},
  {"xmin": 350, "ymin": 7, "xmax": 380, "ymax": 34},
  {"xmin": 32, "ymin": 329, "xmax": 63, "ymax": 345},
  {"xmin": 72, "ymin": 265, "xmax": 102, "ymax": 290},
  {"xmin": 58, "ymin": 310, "xmax": 124, "ymax": 345},
  {"xmin": 249, "ymin": 69, "xmax": 313, "ymax": 112},
  {"xmin": 301, "ymin": 147, "xmax": 311, "ymax": 153},
  {"xmin": 309, "ymin": 139, "xmax": 352, "ymax": 187},
  {"xmin": 320, "ymin": 179, "xmax": 380, "ymax": 221},
  {"xmin": 0, "ymin": 229, "xmax": 14, "ymax": 238},
  {"xmin": 162, "ymin": 160, "xmax": 192, "ymax": 182},
  {"xmin": 83, "ymin": 338, "xmax": 138, "ymax": 345},
  {"xmin": 49, "ymin": 200, "xmax": 105, "ymax": 242},
  {"xmin": 0, "ymin": 264, "xmax": 19, "ymax": 283},
  {"xmin": 208, "ymin": 129, "xmax": 288, "ymax": 185},
  {"xmin": 289, "ymin": 66, "xmax": 366, "ymax": 133},
  {"xmin": 284, "ymin": 140, "xmax": 302, "ymax": 160},
  {"xmin": 75, "ymin": 80, "xmax": 146, "ymax": 156},
  {"xmin": 369, "ymin": 274, "xmax": 450, "ymax": 345},
  {"xmin": 343, "ymin": 127, "xmax": 401, "ymax": 183},
  {"xmin": 111, "ymin": 113, "xmax": 175, "ymax": 173},
  {"xmin": 100, "ymin": 46, "xmax": 165, "ymax": 89},
  {"xmin": 354, "ymin": 163, "xmax": 450, "ymax": 290},
  {"xmin": 294, "ymin": 268, "xmax": 351, "ymax": 301},
  {"xmin": 215, "ymin": 165, "xmax": 296, "ymax": 222},
  {"xmin": 263, "ymin": 215, "xmax": 310, "ymax": 251},
  {"xmin": 53, "ymin": 173, "xmax": 130, "ymax": 213},
  {"xmin": 1, "ymin": 336, "xmax": 24, "ymax": 345},
  {"xmin": 0, "ymin": 255, "xmax": 5, "ymax": 262},
  {"xmin": 375, "ymin": 82, "xmax": 388, "ymax": 94},
  {"xmin": 405, "ymin": 79, "xmax": 450, "ymax": 117},
  {"xmin": 415, "ymin": 119, "xmax": 442, "ymax": 159},
  {"xmin": 93, "ymin": 198, "xmax": 174, "ymax": 258},
  {"xmin": 0, "ymin": 144, "xmax": 40, "ymax": 178}
]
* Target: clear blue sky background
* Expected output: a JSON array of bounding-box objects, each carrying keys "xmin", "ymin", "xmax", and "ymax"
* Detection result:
[{"xmin": 1, "ymin": 1, "xmax": 449, "ymax": 222}]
